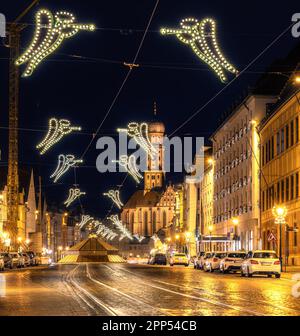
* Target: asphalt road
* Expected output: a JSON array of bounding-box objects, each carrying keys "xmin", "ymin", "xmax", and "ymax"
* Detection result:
[{"xmin": 0, "ymin": 263, "xmax": 299, "ymax": 316}]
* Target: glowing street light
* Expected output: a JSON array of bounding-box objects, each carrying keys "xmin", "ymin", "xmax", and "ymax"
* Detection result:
[{"xmin": 272, "ymin": 206, "xmax": 288, "ymax": 271}]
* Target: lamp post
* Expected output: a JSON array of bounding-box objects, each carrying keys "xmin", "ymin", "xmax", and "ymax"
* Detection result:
[
  {"xmin": 272, "ymin": 206, "xmax": 288, "ymax": 272},
  {"xmin": 185, "ymin": 231, "xmax": 192, "ymax": 257},
  {"xmin": 208, "ymin": 225, "xmax": 213, "ymax": 252},
  {"xmin": 175, "ymin": 234, "xmax": 180, "ymax": 252},
  {"xmin": 232, "ymin": 218, "xmax": 239, "ymax": 251}
]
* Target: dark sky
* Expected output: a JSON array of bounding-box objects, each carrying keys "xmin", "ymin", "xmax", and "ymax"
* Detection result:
[{"xmin": 1, "ymin": 0, "xmax": 300, "ymax": 219}]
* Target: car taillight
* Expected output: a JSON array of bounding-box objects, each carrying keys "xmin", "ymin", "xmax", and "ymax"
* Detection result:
[
  {"xmin": 250, "ymin": 260, "xmax": 259, "ymax": 264},
  {"xmin": 274, "ymin": 260, "xmax": 281, "ymax": 265},
  {"xmin": 213, "ymin": 258, "xmax": 218, "ymax": 262}
]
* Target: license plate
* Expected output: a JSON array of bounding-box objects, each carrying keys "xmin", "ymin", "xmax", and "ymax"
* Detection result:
[{"xmin": 261, "ymin": 262, "xmax": 271, "ymax": 266}]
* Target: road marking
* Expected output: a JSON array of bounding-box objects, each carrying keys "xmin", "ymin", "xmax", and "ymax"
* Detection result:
[
  {"xmin": 66, "ymin": 265, "xmax": 118, "ymax": 316},
  {"xmin": 86, "ymin": 264, "xmax": 172, "ymax": 316},
  {"xmin": 102, "ymin": 264, "xmax": 263, "ymax": 316}
]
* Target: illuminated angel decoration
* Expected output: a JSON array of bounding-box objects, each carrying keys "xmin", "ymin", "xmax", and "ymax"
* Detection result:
[
  {"xmin": 108, "ymin": 215, "xmax": 133, "ymax": 240},
  {"xmin": 94, "ymin": 221, "xmax": 118, "ymax": 241},
  {"xmin": 51, "ymin": 154, "xmax": 83, "ymax": 183},
  {"xmin": 78, "ymin": 215, "xmax": 93, "ymax": 229},
  {"xmin": 37, "ymin": 118, "xmax": 81, "ymax": 155},
  {"xmin": 64, "ymin": 188, "xmax": 86, "ymax": 207},
  {"xmin": 133, "ymin": 234, "xmax": 146, "ymax": 243},
  {"xmin": 113, "ymin": 155, "xmax": 143, "ymax": 184},
  {"xmin": 16, "ymin": 9, "xmax": 95, "ymax": 77},
  {"xmin": 161, "ymin": 18, "xmax": 238, "ymax": 82},
  {"xmin": 118, "ymin": 122, "xmax": 157, "ymax": 158},
  {"xmin": 103, "ymin": 190, "xmax": 124, "ymax": 209}
]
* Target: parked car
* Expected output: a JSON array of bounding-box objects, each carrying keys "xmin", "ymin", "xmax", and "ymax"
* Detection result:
[
  {"xmin": 149, "ymin": 253, "xmax": 167, "ymax": 265},
  {"xmin": 170, "ymin": 253, "xmax": 189, "ymax": 267},
  {"xmin": 203, "ymin": 252, "xmax": 227, "ymax": 272},
  {"xmin": 219, "ymin": 251, "xmax": 247, "ymax": 273},
  {"xmin": 21, "ymin": 253, "xmax": 31, "ymax": 267},
  {"xmin": 0, "ymin": 256, "xmax": 4, "ymax": 271},
  {"xmin": 26, "ymin": 252, "xmax": 40, "ymax": 266},
  {"xmin": 0, "ymin": 253, "xmax": 13, "ymax": 269},
  {"xmin": 9, "ymin": 252, "xmax": 25, "ymax": 268},
  {"xmin": 241, "ymin": 250, "xmax": 281, "ymax": 278},
  {"xmin": 194, "ymin": 251, "xmax": 208, "ymax": 269}
]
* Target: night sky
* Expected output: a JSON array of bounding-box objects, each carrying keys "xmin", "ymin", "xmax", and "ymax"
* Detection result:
[{"xmin": 1, "ymin": 0, "xmax": 300, "ymax": 219}]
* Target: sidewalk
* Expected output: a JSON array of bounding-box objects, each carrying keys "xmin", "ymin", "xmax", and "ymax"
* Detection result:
[{"xmin": 281, "ymin": 266, "xmax": 300, "ymax": 280}]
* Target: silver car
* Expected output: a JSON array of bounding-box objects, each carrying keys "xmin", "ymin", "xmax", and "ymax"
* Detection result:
[{"xmin": 9, "ymin": 252, "xmax": 25, "ymax": 268}]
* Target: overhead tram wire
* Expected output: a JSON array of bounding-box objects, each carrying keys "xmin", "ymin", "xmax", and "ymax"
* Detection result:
[
  {"xmin": 79, "ymin": 0, "xmax": 160, "ymax": 161},
  {"xmin": 99, "ymin": 21, "xmax": 295, "ymax": 222},
  {"xmin": 168, "ymin": 22, "xmax": 295, "ymax": 137},
  {"xmin": 73, "ymin": 0, "xmax": 160, "ymax": 217}
]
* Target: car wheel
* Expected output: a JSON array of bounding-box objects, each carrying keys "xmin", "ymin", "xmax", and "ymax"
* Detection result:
[
  {"xmin": 185, "ymin": 264, "xmax": 188, "ymax": 267},
  {"xmin": 275, "ymin": 274, "xmax": 281, "ymax": 279},
  {"xmin": 247, "ymin": 267, "xmax": 252, "ymax": 277},
  {"xmin": 170, "ymin": 264, "xmax": 173, "ymax": 267},
  {"xmin": 241, "ymin": 269, "xmax": 245, "ymax": 277},
  {"xmin": 209, "ymin": 265, "xmax": 214, "ymax": 273},
  {"xmin": 267, "ymin": 274, "xmax": 272, "ymax": 278}
]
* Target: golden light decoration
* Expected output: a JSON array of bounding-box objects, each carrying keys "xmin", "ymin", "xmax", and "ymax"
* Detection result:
[
  {"xmin": 78, "ymin": 215, "xmax": 94, "ymax": 229},
  {"xmin": 108, "ymin": 215, "xmax": 133, "ymax": 240},
  {"xmin": 133, "ymin": 233, "xmax": 146, "ymax": 243},
  {"xmin": 16, "ymin": 9, "xmax": 95, "ymax": 77},
  {"xmin": 37, "ymin": 118, "xmax": 81, "ymax": 155},
  {"xmin": 94, "ymin": 221, "xmax": 118, "ymax": 241},
  {"xmin": 51, "ymin": 154, "xmax": 83, "ymax": 183},
  {"xmin": 160, "ymin": 18, "xmax": 238, "ymax": 83},
  {"xmin": 64, "ymin": 188, "xmax": 86, "ymax": 207},
  {"xmin": 113, "ymin": 155, "xmax": 143, "ymax": 184},
  {"xmin": 118, "ymin": 122, "xmax": 158, "ymax": 159},
  {"xmin": 103, "ymin": 190, "xmax": 124, "ymax": 209}
]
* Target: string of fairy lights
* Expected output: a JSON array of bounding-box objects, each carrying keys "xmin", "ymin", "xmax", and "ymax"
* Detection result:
[{"xmin": 14, "ymin": 5, "xmax": 292, "ymax": 243}]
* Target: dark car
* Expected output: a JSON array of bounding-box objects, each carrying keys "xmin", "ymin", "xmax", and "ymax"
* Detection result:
[
  {"xmin": 0, "ymin": 253, "xmax": 13, "ymax": 269},
  {"xmin": 26, "ymin": 252, "xmax": 40, "ymax": 266},
  {"xmin": 149, "ymin": 253, "xmax": 167, "ymax": 265}
]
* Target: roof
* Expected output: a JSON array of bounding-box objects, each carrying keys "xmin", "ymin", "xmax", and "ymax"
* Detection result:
[
  {"xmin": 123, "ymin": 189, "xmax": 163, "ymax": 209},
  {"xmin": 69, "ymin": 237, "xmax": 119, "ymax": 252}
]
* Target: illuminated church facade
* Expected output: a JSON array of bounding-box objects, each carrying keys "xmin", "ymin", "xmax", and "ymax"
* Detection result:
[{"xmin": 121, "ymin": 119, "xmax": 177, "ymax": 237}]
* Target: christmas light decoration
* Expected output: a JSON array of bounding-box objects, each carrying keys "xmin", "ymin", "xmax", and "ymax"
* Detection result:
[
  {"xmin": 78, "ymin": 215, "xmax": 93, "ymax": 229},
  {"xmin": 160, "ymin": 18, "xmax": 238, "ymax": 82},
  {"xmin": 103, "ymin": 190, "xmax": 124, "ymax": 209},
  {"xmin": 133, "ymin": 234, "xmax": 146, "ymax": 243},
  {"xmin": 64, "ymin": 188, "xmax": 86, "ymax": 207},
  {"xmin": 118, "ymin": 122, "xmax": 157, "ymax": 158},
  {"xmin": 37, "ymin": 118, "xmax": 81, "ymax": 155},
  {"xmin": 16, "ymin": 9, "xmax": 95, "ymax": 77},
  {"xmin": 94, "ymin": 221, "xmax": 118, "ymax": 241},
  {"xmin": 108, "ymin": 215, "xmax": 133, "ymax": 240},
  {"xmin": 51, "ymin": 154, "xmax": 83, "ymax": 183},
  {"xmin": 113, "ymin": 155, "xmax": 143, "ymax": 184}
]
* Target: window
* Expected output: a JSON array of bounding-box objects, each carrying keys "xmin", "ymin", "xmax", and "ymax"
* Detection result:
[
  {"xmin": 277, "ymin": 182, "xmax": 280, "ymax": 203},
  {"xmin": 262, "ymin": 191, "xmax": 265, "ymax": 211},
  {"xmin": 296, "ymin": 117, "xmax": 299, "ymax": 143},
  {"xmin": 291, "ymin": 175, "xmax": 294, "ymax": 200},
  {"xmin": 271, "ymin": 136, "xmax": 274, "ymax": 160},
  {"xmin": 291, "ymin": 120, "xmax": 294, "ymax": 146},
  {"xmin": 281, "ymin": 128, "xmax": 284, "ymax": 152},
  {"xmin": 296, "ymin": 173, "xmax": 299, "ymax": 199},
  {"xmin": 276, "ymin": 132, "xmax": 280, "ymax": 155},
  {"xmin": 286, "ymin": 125, "xmax": 289, "ymax": 150},
  {"xmin": 294, "ymin": 223, "xmax": 298, "ymax": 247},
  {"xmin": 286, "ymin": 177, "xmax": 289, "ymax": 202},
  {"xmin": 281, "ymin": 180, "xmax": 285, "ymax": 203},
  {"xmin": 262, "ymin": 146, "xmax": 265, "ymax": 166}
]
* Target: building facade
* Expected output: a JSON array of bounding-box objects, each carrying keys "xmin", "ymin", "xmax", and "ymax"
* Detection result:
[
  {"xmin": 211, "ymin": 95, "xmax": 277, "ymax": 251},
  {"xmin": 260, "ymin": 87, "xmax": 300, "ymax": 265}
]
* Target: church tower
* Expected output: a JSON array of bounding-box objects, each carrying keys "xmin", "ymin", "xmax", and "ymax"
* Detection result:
[{"xmin": 144, "ymin": 103, "xmax": 165, "ymax": 192}]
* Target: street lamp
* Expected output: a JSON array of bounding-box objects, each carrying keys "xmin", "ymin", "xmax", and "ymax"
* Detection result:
[
  {"xmin": 272, "ymin": 206, "xmax": 288, "ymax": 272},
  {"xmin": 208, "ymin": 225, "xmax": 213, "ymax": 251},
  {"xmin": 232, "ymin": 218, "xmax": 239, "ymax": 251},
  {"xmin": 185, "ymin": 231, "xmax": 192, "ymax": 256}
]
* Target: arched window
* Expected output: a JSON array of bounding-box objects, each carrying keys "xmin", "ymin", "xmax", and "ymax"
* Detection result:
[
  {"xmin": 163, "ymin": 211, "xmax": 167, "ymax": 228},
  {"xmin": 152, "ymin": 212, "xmax": 156, "ymax": 233},
  {"xmin": 144, "ymin": 212, "xmax": 148, "ymax": 236}
]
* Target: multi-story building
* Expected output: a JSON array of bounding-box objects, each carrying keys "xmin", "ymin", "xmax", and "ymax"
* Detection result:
[
  {"xmin": 210, "ymin": 94, "xmax": 278, "ymax": 251},
  {"xmin": 259, "ymin": 79, "xmax": 300, "ymax": 265}
]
